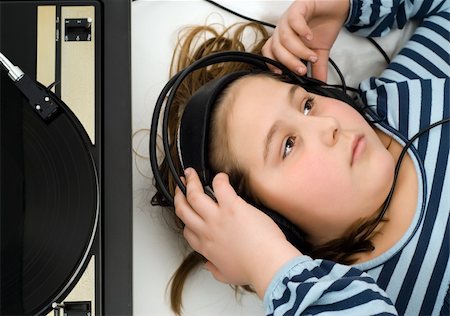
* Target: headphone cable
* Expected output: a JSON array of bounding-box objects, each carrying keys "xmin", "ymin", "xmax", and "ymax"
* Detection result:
[{"xmin": 370, "ymin": 116, "xmax": 450, "ymax": 235}]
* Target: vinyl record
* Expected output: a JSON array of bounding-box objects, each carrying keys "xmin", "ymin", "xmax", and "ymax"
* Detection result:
[{"xmin": 1, "ymin": 77, "xmax": 99, "ymax": 315}]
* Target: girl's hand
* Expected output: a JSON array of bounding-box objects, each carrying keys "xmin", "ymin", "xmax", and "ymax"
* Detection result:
[
  {"xmin": 174, "ymin": 168, "xmax": 301, "ymax": 298},
  {"xmin": 262, "ymin": 0, "xmax": 350, "ymax": 82}
]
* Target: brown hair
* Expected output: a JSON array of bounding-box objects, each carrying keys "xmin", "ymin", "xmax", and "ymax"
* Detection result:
[
  {"xmin": 151, "ymin": 22, "xmax": 385, "ymax": 315},
  {"xmin": 151, "ymin": 22, "xmax": 268, "ymax": 315}
]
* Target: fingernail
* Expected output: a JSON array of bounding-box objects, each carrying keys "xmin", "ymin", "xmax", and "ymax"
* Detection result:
[
  {"xmin": 184, "ymin": 168, "xmax": 192, "ymax": 177},
  {"xmin": 305, "ymin": 34, "xmax": 313, "ymax": 41},
  {"xmin": 309, "ymin": 55, "xmax": 318, "ymax": 63},
  {"xmin": 296, "ymin": 66, "xmax": 306, "ymax": 75}
]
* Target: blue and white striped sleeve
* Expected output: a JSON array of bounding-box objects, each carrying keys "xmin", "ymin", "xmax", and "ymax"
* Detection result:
[
  {"xmin": 346, "ymin": 0, "xmax": 450, "ymax": 38},
  {"xmin": 263, "ymin": 256, "xmax": 397, "ymax": 316},
  {"xmin": 346, "ymin": 0, "xmax": 450, "ymax": 82},
  {"xmin": 353, "ymin": 0, "xmax": 449, "ymax": 120}
]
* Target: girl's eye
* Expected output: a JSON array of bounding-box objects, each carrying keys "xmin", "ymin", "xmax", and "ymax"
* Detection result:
[
  {"xmin": 283, "ymin": 136, "xmax": 296, "ymax": 159},
  {"xmin": 303, "ymin": 96, "xmax": 315, "ymax": 115}
]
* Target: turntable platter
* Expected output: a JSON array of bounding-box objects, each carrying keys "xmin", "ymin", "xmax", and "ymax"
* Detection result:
[{"xmin": 1, "ymin": 77, "xmax": 98, "ymax": 315}]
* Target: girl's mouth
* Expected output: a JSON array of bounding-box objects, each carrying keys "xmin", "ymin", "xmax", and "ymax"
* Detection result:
[{"xmin": 351, "ymin": 135, "xmax": 366, "ymax": 166}]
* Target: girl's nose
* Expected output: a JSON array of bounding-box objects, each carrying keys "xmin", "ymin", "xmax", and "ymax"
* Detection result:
[{"xmin": 308, "ymin": 116, "xmax": 340, "ymax": 146}]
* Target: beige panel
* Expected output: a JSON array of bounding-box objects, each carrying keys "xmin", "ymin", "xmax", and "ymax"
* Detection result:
[
  {"xmin": 38, "ymin": 6, "xmax": 96, "ymax": 316},
  {"xmin": 45, "ymin": 256, "xmax": 96, "ymax": 316},
  {"xmin": 61, "ymin": 6, "xmax": 96, "ymax": 144},
  {"xmin": 37, "ymin": 6, "xmax": 56, "ymax": 89}
]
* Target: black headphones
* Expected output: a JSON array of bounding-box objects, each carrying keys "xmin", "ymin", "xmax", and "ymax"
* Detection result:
[
  {"xmin": 149, "ymin": 50, "xmax": 370, "ymax": 251},
  {"xmin": 151, "ymin": 50, "xmax": 450, "ymax": 255}
]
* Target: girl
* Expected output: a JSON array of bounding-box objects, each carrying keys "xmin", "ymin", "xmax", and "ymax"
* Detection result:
[{"xmin": 152, "ymin": 0, "xmax": 449, "ymax": 314}]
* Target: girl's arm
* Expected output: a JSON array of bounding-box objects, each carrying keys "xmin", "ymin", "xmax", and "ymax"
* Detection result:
[
  {"xmin": 262, "ymin": 0, "xmax": 450, "ymax": 81},
  {"xmin": 346, "ymin": 0, "xmax": 450, "ymax": 38},
  {"xmin": 264, "ymin": 256, "xmax": 398, "ymax": 316},
  {"xmin": 351, "ymin": 0, "xmax": 450, "ymax": 83}
]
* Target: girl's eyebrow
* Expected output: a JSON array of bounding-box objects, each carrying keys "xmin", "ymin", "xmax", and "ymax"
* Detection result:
[
  {"xmin": 263, "ymin": 85, "xmax": 299, "ymax": 163},
  {"xmin": 288, "ymin": 84, "xmax": 299, "ymax": 104},
  {"xmin": 263, "ymin": 120, "xmax": 281, "ymax": 163}
]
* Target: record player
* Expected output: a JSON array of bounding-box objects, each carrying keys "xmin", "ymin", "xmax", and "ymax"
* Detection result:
[{"xmin": 0, "ymin": 1, "xmax": 132, "ymax": 315}]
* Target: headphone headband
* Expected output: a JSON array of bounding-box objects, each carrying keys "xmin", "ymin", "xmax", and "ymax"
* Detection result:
[
  {"xmin": 150, "ymin": 49, "xmax": 450, "ymax": 256},
  {"xmin": 178, "ymin": 70, "xmax": 250, "ymax": 185}
]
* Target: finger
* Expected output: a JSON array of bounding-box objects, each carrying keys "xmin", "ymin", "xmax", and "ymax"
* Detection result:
[
  {"xmin": 183, "ymin": 226, "xmax": 201, "ymax": 251},
  {"xmin": 261, "ymin": 38, "xmax": 282, "ymax": 75},
  {"xmin": 174, "ymin": 185, "xmax": 205, "ymax": 231},
  {"xmin": 279, "ymin": 30, "xmax": 318, "ymax": 69},
  {"xmin": 272, "ymin": 19, "xmax": 317, "ymax": 66},
  {"xmin": 174, "ymin": 182, "xmax": 190, "ymax": 210},
  {"xmin": 286, "ymin": 14, "xmax": 314, "ymax": 45},
  {"xmin": 276, "ymin": 29, "xmax": 318, "ymax": 67},
  {"xmin": 310, "ymin": 49, "xmax": 330, "ymax": 82},
  {"xmin": 173, "ymin": 176, "xmax": 187, "ymax": 199},
  {"xmin": 174, "ymin": 183, "xmax": 185, "ymax": 208},
  {"xmin": 269, "ymin": 31, "xmax": 313, "ymax": 75},
  {"xmin": 271, "ymin": 43, "xmax": 307, "ymax": 75},
  {"xmin": 184, "ymin": 167, "xmax": 217, "ymax": 213},
  {"xmin": 211, "ymin": 173, "xmax": 239, "ymax": 207},
  {"xmin": 263, "ymin": 33, "xmax": 302, "ymax": 75},
  {"xmin": 204, "ymin": 261, "xmax": 229, "ymax": 284}
]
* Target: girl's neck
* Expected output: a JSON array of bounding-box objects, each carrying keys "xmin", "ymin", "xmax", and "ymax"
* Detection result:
[{"xmin": 355, "ymin": 130, "xmax": 418, "ymax": 263}]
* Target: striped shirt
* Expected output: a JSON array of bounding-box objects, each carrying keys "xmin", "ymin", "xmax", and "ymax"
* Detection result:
[{"xmin": 264, "ymin": 0, "xmax": 450, "ymax": 315}]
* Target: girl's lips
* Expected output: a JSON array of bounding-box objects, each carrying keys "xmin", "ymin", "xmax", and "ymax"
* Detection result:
[{"xmin": 351, "ymin": 135, "xmax": 366, "ymax": 166}]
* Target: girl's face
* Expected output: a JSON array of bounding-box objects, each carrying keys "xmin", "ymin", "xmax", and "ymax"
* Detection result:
[{"xmin": 226, "ymin": 76, "xmax": 395, "ymax": 244}]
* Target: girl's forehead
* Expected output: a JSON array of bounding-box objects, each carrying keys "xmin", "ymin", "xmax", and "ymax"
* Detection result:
[
  {"xmin": 231, "ymin": 76, "xmax": 281, "ymax": 105},
  {"xmin": 235, "ymin": 74, "xmax": 281, "ymax": 88},
  {"xmin": 226, "ymin": 77, "xmax": 287, "ymax": 162},
  {"xmin": 230, "ymin": 75, "xmax": 306, "ymax": 114},
  {"xmin": 232, "ymin": 75, "xmax": 307, "ymax": 99}
]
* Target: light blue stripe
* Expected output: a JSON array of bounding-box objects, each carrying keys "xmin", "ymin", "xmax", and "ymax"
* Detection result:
[
  {"xmin": 311, "ymin": 300, "xmax": 398, "ymax": 316},
  {"xmin": 406, "ymin": 40, "xmax": 450, "ymax": 76},
  {"xmin": 406, "ymin": 80, "xmax": 423, "ymax": 139},
  {"xmin": 405, "ymin": 212, "xmax": 448, "ymax": 313},
  {"xmin": 431, "ymin": 224, "xmax": 450, "ymax": 315}
]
